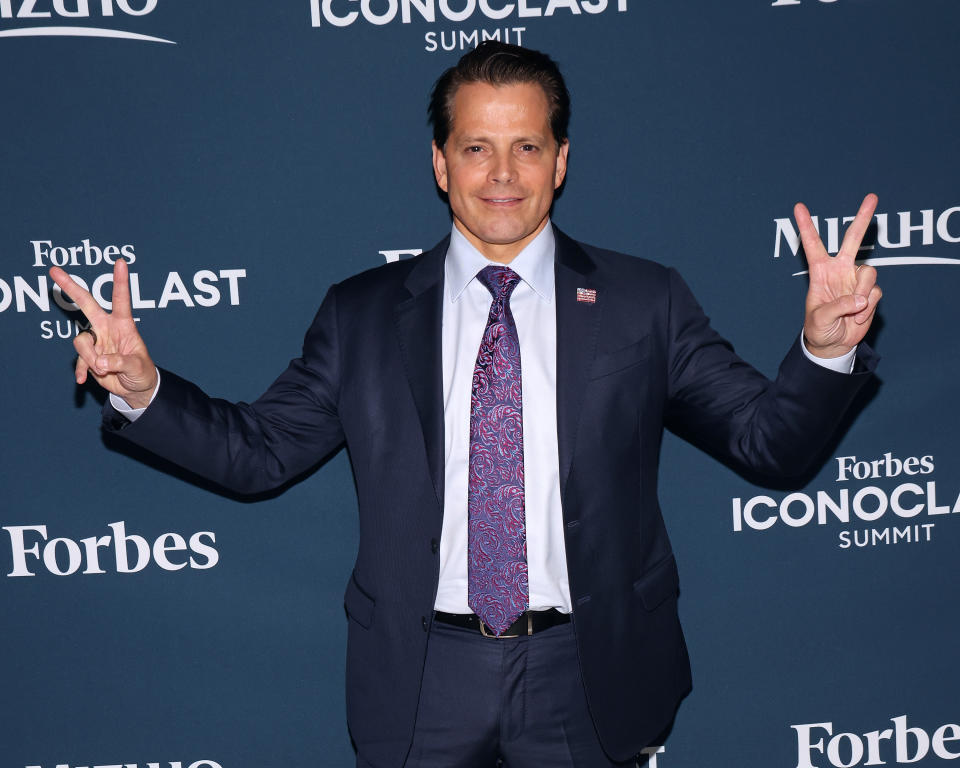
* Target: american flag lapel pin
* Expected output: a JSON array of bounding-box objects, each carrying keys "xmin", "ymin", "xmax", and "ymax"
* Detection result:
[{"xmin": 576, "ymin": 287, "xmax": 597, "ymax": 304}]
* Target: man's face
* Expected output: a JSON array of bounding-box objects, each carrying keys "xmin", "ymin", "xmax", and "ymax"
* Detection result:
[{"xmin": 432, "ymin": 81, "xmax": 569, "ymax": 264}]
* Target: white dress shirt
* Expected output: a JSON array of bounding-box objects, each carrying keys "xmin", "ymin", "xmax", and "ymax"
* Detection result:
[{"xmin": 434, "ymin": 223, "xmax": 572, "ymax": 614}]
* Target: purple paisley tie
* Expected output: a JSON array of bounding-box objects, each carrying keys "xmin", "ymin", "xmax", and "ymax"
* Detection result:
[{"xmin": 468, "ymin": 265, "xmax": 528, "ymax": 636}]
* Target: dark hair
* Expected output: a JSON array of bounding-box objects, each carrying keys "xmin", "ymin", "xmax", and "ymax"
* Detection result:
[{"xmin": 428, "ymin": 41, "xmax": 570, "ymax": 149}]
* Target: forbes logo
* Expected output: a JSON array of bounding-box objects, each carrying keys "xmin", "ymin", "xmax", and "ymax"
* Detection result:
[
  {"xmin": 0, "ymin": 0, "xmax": 175, "ymax": 44},
  {"xmin": 3, "ymin": 521, "xmax": 218, "ymax": 577},
  {"xmin": 794, "ymin": 716, "xmax": 960, "ymax": 768}
]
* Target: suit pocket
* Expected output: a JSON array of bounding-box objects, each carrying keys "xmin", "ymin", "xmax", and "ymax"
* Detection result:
[
  {"xmin": 589, "ymin": 336, "xmax": 651, "ymax": 380},
  {"xmin": 633, "ymin": 553, "xmax": 679, "ymax": 611},
  {"xmin": 344, "ymin": 570, "xmax": 376, "ymax": 629}
]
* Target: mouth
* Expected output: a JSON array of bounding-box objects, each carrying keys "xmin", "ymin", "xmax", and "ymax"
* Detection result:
[{"xmin": 482, "ymin": 197, "xmax": 523, "ymax": 206}]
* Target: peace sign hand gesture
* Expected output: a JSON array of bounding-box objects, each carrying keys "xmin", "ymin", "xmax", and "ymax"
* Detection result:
[
  {"xmin": 793, "ymin": 194, "xmax": 882, "ymax": 357},
  {"xmin": 50, "ymin": 258, "xmax": 158, "ymax": 410},
  {"xmin": 798, "ymin": 193, "xmax": 883, "ymax": 359}
]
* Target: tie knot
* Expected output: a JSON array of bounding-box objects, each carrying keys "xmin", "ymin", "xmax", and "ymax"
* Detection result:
[{"xmin": 477, "ymin": 265, "xmax": 521, "ymax": 300}]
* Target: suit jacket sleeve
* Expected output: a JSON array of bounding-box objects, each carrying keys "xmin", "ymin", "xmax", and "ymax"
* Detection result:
[
  {"xmin": 102, "ymin": 285, "xmax": 346, "ymax": 495},
  {"xmin": 662, "ymin": 266, "xmax": 877, "ymax": 477}
]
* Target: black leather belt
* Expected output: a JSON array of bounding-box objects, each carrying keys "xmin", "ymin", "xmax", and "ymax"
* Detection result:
[{"xmin": 433, "ymin": 609, "xmax": 571, "ymax": 638}]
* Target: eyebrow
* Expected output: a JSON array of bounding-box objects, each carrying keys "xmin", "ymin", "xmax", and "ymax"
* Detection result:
[{"xmin": 456, "ymin": 134, "xmax": 547, "ymax": 144}]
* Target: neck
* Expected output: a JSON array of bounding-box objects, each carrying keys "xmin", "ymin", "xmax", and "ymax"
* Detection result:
[{"xmin": 453, "ymin": 219, "xmax": 549, "ymax": 264}]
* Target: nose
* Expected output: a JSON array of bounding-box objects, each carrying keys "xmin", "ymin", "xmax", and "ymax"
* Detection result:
[{"xmin": 488, "ymin": 150, "xmax": 515, "ymax": 184}]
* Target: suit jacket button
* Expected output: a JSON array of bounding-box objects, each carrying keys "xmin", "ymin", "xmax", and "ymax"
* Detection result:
[
  {"xmin": 430, "ymin": 538, "xmax": 439, "ymax": 554},
  {"xmin": 421, "ymin": 616, "xmax": 428, "ymax": 632}
]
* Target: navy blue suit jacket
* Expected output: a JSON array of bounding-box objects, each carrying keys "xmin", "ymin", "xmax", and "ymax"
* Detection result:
[{"xmin": 105, "ymin": 228, "xmax": 877, "ymax": 766}]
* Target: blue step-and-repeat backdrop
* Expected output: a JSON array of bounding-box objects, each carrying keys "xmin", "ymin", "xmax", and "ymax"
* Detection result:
[{"xmin": 1, "ymin": 1, "xmax": 958, "ymax": 767}]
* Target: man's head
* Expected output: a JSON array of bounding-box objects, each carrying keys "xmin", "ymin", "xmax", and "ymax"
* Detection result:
[
  {"xmin": 428, "ymin": 42, "xmax": 570, "ymax": 150},
  {"xmin": 429, "ymin": 43, "xmax": 572, "ymax": 264}
]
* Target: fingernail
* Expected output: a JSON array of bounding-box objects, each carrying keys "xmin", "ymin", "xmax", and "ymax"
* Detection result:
[
  {"xmin": 854, "ymin": 295, "xmax": 867, "ymax": 309},
  {"xmin": 97, "ymin": 356, "xmax": 108, "ymax": 370}
]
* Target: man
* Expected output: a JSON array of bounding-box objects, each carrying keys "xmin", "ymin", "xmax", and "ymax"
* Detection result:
[{"xmin": 51, "ymin": 43, "xmax": 881, "ymax": 768}]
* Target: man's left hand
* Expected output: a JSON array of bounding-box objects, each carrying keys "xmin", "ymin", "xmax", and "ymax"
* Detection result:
[{"xmin": 797, "ymin": 193, "xmax": 883, "ymax": 359}]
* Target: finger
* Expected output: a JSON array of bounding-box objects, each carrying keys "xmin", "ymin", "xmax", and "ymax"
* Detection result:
[
  {"xmin": 49, "ymin": 266, "xmax": 105, "ymax": 324},
  {"xmin": 816, "ymin": 294, "xmax": 869, "ymax": 328},
  {"xmin": 838, "ymin": 193, "xmax": 879, "ymax": 262},
  {"xmin": 855, "ymin": 284, "xmax": 882, "ymax": 325},
  {"xmin": 111, "ymin": 258, "xmax": 133, "ymax": 320},
  {"xmin": 793, "ymin": 202, "xmax": 829, "ymax": 266},
  {"xmin": 75, "ymin": 354, "xmax": 90, "ymax": 385},
  {"xmin": 96, "ymin": 351, "xmax": 144, "ymax": 378},
  {"xmin": 853, "ymin": 263, "xmax": 878, "ymax": 298},
  {"xmin": 73, "ymin": 329, "xmax": 101, "ymax": 375}
]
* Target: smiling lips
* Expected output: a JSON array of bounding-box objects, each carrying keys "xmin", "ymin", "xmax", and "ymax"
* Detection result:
[{"xmin": 482, "ymin": 196, "xmax": 523, "ymax": 205}]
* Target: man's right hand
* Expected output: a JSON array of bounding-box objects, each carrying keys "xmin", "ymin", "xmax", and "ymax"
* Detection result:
[{"xmin": 50, "ymin": 258, "xmax": 158, "ymax": 410}]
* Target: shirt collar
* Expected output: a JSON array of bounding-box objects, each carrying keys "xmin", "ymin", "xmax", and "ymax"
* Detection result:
[{"xmin": 445, "ymin": 222, "xmax": 555, "ymax": 304}]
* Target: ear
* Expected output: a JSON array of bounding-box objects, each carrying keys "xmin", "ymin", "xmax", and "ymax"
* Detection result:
[
  {"xmin": 432, "ymin": 141, "xmax": 448, "ymax": 193},
  {"xmin": 554, "ymin": 139, "xmax": 569, "ymax": 189}
]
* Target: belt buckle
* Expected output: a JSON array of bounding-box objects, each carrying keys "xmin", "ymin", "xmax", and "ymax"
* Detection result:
[{"xmin": 478, "ymin": 613, "xmax": 532, "ymax": 639}]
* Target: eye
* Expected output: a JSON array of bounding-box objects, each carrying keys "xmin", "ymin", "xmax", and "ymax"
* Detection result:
[
  {"xmin": 518, "ymin": 144, "xmax": 539, "ymax": 153},
  {"xmin": 466, "ymin": 145, "xmax": 484, "ymax": 153}
]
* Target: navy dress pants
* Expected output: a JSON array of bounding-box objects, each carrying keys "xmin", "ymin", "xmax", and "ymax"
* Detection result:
[{"xmin": 357, "ymin": 617, "xmax": 638, "ymax": 768}]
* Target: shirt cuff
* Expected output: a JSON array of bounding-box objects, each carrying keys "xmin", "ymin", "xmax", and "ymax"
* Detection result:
[
  {"xmin": 108, "ymin": 369, "xmax": 161, "ymax": 422},
  {"xmin": 800, "ymin": 334, "xmax": 857, "ymax": 374}
]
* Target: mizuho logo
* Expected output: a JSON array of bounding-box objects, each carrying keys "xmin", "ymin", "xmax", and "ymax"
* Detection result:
[
  {"xmin": 0, "ymin": 0, "xmax": 175, "ymax": 45},
  {"xmin": 774, "ymin": 203, "xmax": 960, "ymax": 275}
]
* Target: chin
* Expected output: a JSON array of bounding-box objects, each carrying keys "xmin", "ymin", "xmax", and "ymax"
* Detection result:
[{"xmin": 481, "ymin": 223, "xmax": 538, "ymax": 244}]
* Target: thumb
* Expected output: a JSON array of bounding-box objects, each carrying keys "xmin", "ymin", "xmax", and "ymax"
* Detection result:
[
  {"xmin": 94, "ymin": 352, "xmax": 154, "ymax": 390},
  {"xmin": 94, "ymin": 351, "xmax": 131, "ymax": 375},
  {"xmin": 819, "ymin": 293, "xmax": 867, "ymax": 323}
]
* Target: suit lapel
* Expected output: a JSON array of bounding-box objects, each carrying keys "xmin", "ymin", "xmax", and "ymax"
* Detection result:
[
  {"xmin": 395, "ymin": 238, "xmax": 448, "ymax": 512},
  {"xmin": 554, "ymin": 228, "xmax": 602, "ymax": 497},
  {"xmin": 393, "ymin": 229, "xmax": 599, "ymax": 510}
]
